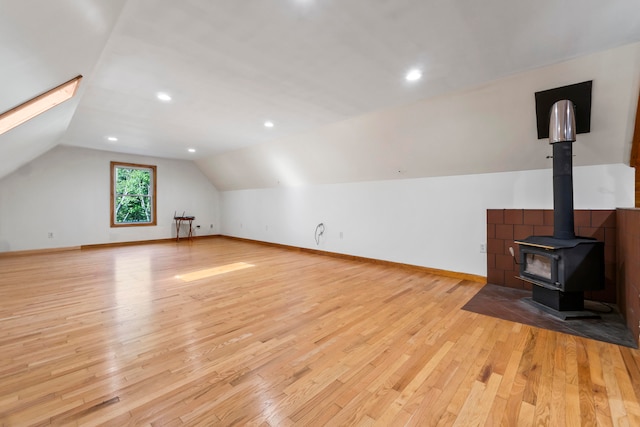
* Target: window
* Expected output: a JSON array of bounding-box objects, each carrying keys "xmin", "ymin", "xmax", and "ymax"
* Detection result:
[{"xmin": 110, "ymin": 162, "xmax": 157, "ymax": 227}]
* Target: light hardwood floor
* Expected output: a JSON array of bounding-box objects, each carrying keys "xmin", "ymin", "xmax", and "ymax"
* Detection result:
[{"xmin": 1, "ymin": 237, "xmax": 639, "ymax": 426}]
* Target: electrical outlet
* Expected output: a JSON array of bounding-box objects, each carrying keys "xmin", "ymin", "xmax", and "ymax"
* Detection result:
[
  {"xmin": 480, "ymin": 243, "xmax": 486, "ymax": 253},
  {"xmin": 47, "ymin": 232, "xmax": 54, "ymax": 239},
  {"xmin": 339, "ymin": 231, "xmax": 343, "ymax": 239}
]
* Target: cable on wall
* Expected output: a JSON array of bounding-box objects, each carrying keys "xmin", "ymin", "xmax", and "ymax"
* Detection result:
[{"xmin": 314, "ymin": 223, "xmax": 325, "ymax": 245}]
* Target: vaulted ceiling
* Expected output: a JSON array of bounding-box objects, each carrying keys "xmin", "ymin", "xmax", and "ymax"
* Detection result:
[{"xmin": 2, "ymin": 0, "xmax": 640, "ymax": 185}]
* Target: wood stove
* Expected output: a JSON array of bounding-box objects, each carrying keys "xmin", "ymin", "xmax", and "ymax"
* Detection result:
[{"xmin": 516, "ymin": 98, "xmax": 604, "ymax": 317}]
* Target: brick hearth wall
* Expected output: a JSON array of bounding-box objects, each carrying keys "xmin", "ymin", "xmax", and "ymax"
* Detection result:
[
  {"xmin": 486, "ymin": 209, "xmax": 616, "ymax": 303},
  {"xmin": 617, "ymin": 209, "xmax": 640, "ymax": 345}
]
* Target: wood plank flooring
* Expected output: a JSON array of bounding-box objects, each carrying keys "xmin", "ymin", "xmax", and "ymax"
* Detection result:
[{"xmin": 1, "ymin": 237, "xmax": 639, "ymax": 426}]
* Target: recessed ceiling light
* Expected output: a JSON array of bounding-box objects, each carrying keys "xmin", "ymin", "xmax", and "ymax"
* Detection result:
[
  {"xmin": 188, "ymin": 148, "xmax": 196, "ymax": 153},
  {"xmin": 264, "ymin": 121, "xmax": 274, "ymax": 128},
  {"xmin": 156, "ymin": 92, "xmax": 172, "ymax": 102},
  {"xmin": 107, "ymin": 136, "xmax": 118, "ymax": 142},
  {"xmin": 405, "ymin": 69, "xmax": 422, "ymax": 82}
]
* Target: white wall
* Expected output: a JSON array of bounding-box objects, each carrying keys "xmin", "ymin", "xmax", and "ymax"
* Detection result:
[
  {"xmin": 220, "ymin": 164, "xmax": 635, "ymax": 276},
  {"xmin": 212, "ymin": 43, "xmax": 639, "ymax": 278},
  {"xmin": 0, "ymin": 145, "xmax": 221, "ymax": 252}
]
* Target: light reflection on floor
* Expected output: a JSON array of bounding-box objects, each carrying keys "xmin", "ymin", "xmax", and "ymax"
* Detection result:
[
  {"xmin": 115, "ymin": 254, "xmax": 152, "ymax": 312},
  {"xmin": 175, "ymin": 262, "xmax": 255, "ymax": 282},
  {"xmin": 111, "ymin": 253, "xmax": 154, "ymax": 394}
]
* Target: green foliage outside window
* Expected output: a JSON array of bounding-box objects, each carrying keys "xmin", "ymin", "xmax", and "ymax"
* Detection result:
[{"xmin": 111, "ymin": 162, "xmax": 156, "ymax": 226}]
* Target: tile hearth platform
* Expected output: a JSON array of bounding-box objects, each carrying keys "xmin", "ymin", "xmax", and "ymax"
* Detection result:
[{"xmin": 462, "ymin": 283, "xmax": 637, "ymax": 349}]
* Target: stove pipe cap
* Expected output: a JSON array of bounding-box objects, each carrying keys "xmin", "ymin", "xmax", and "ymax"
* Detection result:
[{"xmin": 549, "ymin": 99, "xmax": 576, "ymax": 144}]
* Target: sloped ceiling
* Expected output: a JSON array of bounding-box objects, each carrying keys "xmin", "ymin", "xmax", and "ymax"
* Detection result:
[{"xmin": 2, "ymin": 0, "xmax": 640, "ymax": 185}]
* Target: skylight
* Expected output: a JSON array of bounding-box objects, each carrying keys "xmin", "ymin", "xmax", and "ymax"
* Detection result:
[{"xmin": 0, "ymin": 75, "xmax": 82, "ymax": 135}]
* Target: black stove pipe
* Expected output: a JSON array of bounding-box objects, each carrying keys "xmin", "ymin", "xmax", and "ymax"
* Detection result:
[{"xmin": 549, "ymin": 100, "xmax": 576, "ymax": 240}]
